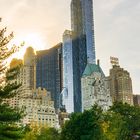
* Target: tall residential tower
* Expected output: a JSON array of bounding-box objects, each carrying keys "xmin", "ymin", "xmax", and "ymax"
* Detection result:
[
  {"xmin": 62, "ymin": 30, "xmax": 74, "ymax": 113},
  {"xmin": 81, "ymin": 0, "xmax": 96, "ymax": 63},
  {"xmin": 71, "ymin": 0, "xmax": 96, "ymax": 64},
  {"xmin": 36, "ymin": 43, "xmax": 63, "ymax": 110},
  {"xmin": 109, "ymin": 58, "xmax": 133, "ymax": 105},
  {"xmin": 70, "ymin": 0, "xmax": 96, "ymax": 112}
]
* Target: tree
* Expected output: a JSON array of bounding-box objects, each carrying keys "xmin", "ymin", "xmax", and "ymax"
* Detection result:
[
  {"xmin": 60, "ymin": 105, "xmax": 104, "ymax": 140},
  {"xmin": 23, "ymin": 124, "xmax": 38, "ymax": 140},
  {"xmin": 109, "ymin": 102, "xmax": 140, "ymax": 139},
  {"xmin": 102, "ymin": 102, "xmax": 140, "ymax": 140},
  {"xmin": 0, "ymin": 21, "xmax": 24, "ymax": 139},
  {"xmin": 60, "ymin": 103, "xmax": 140, "ymax": 140},
  {"xmin": 103, "ymin": 111, "xmax": 129, "ymax": 140},
  {"xmin": 37, "ymin": 127, "xmax": 60, "ymax": 140},
  {"xmin": 24, "ymin": 126, "xmax": 60, "ymax": 140}
]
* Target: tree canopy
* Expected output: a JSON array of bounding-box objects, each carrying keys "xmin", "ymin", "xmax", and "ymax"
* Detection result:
[
  {"xmin": 109, "ymin": 102, "xmax": 140, "ymax": 139},
  {"xmin": 21, "ymin": 103, "xmax": 140, "ymax": 140},
  {"xmin": 60, "ymin": 105, "xmax": 104, "ymax": 140},
  {"xmin": 60, "ymin": 103, "xmax": 140, "ymax": 140}
]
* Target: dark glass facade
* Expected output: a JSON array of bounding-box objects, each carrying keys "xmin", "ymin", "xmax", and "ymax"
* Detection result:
[
  {"xmin": 36, "ymin": 43, "xmax": 62, "ymax": 110},
  {"xmin": 72, "ymin": 35, "xmax": 87, "ymax": 112},
  {"xmin": 81, "ymin": 0, "xmax": 96, "ymax": 63},
  {"xmin": 71, "ymin": 0, "xmax": 96, "ymax": 112}
]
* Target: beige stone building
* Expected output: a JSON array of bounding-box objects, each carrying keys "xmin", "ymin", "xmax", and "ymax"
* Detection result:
[
  {"xmin": 19, "ymin": 88, "xmax": 59, "ymax": 128},
  {"xmin": 5, "ymin": 47, "xmax": 59, "ymax": 128},
  {"xmin": 23, "ymin": 47, "xmax": 36, "ymax": 90},
  {"xmin": 133, "ymin": 94, "xmax": 140, "ymax": 106},
  {"xmin": 81, "ymin": 63, "xmax": 112, "ymax": 112},
  {"xmin": 4, "ymin": 47, "xmax": 36, "ymax": 108},
  {"xmin": 109, "ymin": 65, "xmax": 133, "ymax": 105},
  {"xmin": 58, "ymin": 109, "xmax": 70, "ymax": 127}
]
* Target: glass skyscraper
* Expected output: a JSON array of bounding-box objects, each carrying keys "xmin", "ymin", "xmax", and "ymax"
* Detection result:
[
  {"xmin": 62, "ymin": 30, "xmax": 74, "ymax": 113},
  {"xmin": 71, "ymin": 0, "xmax": 96, "ymax": 112},
  {"xmin": 81, "ymin": 0, "xmax": 96, "ymax": 64},
  {"xmin": 71, "ymin": 0, "xmax": 96, "ymax": 64},
  {"xmin": 36, "ymin": 43, "xmax": 63, "ymax": 110}
]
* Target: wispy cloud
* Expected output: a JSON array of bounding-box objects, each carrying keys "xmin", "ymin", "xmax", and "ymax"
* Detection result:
[
  {"xmin": 0, "ymin": 0, "xmax": 140, "ymax": 93},
  {"xmin": 0, "ymin": 0, "xmax": 71, "ymax": 47},
  {"xmin": 94, "ymin": 0, "xmax": 140, "ymax": 93}
]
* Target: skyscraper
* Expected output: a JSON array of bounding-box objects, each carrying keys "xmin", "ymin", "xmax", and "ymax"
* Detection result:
[
  {"xmin": 81, "ymin": 0, "xmax": 96, "ymax": 63},
  {"xmin": 62, "ymin": 30, "xmax": 74, "ymax": 113},
  {"xmin": 70, "ymin": 0, "xmax": 96, "ymax": 112},
  {"xmin": 109, "ymin": 61, "xmax": 133, "ymax": 105},
  {"xmin": 23, "ymin": 47, "xmax": 36, "ymax": 90},
  {"xmin": 71, "ymin": 0, "xmax": 96, "ymax": 64},
  {"xmin": 36, "ymin": 43, "xmax": 63, "ymax": 110}
]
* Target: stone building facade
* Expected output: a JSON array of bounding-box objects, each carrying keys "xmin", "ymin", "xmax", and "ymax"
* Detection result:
[
  {"xmin": 109, "ymin": 65, "xmax": 133, "ymax": 105},
  {"xmin": 19, "ymin": 88, "xmax": 59, "ymax": 128},
  {"xmin": 133, "ymin": 94, "xmax": 140, "ymax": 106},
  {"xmin": 81, "ymin": 63, "xmax": 112, "ymax": 112}
]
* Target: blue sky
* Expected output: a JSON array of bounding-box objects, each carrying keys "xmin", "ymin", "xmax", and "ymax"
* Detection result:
[{"xmin": 0, "ymin": 0, "xmax": 140, "ymax": 93}]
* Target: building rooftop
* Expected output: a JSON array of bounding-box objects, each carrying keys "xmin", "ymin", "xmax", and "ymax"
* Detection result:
[
  {"xmin": 82, "ymin": 63, "xmax": 104, "ymax": 77},
  {"xmin": 36, "ymin": 43, "xmax": 62, "ymax": 56}
]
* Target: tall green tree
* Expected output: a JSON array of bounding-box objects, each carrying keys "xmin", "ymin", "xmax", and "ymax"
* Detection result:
[
  {"xmin": 37, "ymin": 127, "xmax": 60, "ymax": 140},
  {"xmin": 60, "ymin": 105, "xmax": 104, "ymax": 140},
  {"xmin": 109, "ymin": 102, "xmax": 140, "ymax": 139},
  {"xmin": 24, "ymin": 126, "xmax": 60, "ymax": 140},
  {"xmin": 60, "ymin": 103, "xmax": 140, "ymax": 140},
  {"xmin": 102, "ymin": 102, "xmax": 140, "ymax": 140},
  {"xmin": 0, "ymin": 22, "xmax": 24, "ymax": 139},
  {"xmin": 103, "ymin": 111, "xmax": 129, "ymax": 140}
]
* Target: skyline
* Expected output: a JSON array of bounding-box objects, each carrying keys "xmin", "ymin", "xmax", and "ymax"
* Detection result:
[{"xmin": 0, "ymin": 0, "xmax": 140, "ymax": 93}]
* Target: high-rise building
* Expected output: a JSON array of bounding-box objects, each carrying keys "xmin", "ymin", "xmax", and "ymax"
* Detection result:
[
  {"xmin": 23, "ymin": 47, "xmax": 36, "ymax": 90},
  {"xmin": 71, "ymin": 0, "xmax": 96, "ymax": 64},
  {"xmin": 36, "ymin": 43, "xmax": 62, "ymax": 110},
  {"xmin": 5, "ymin": 47, "xmax": 37, "ymax": 108},
  {"xmin": 70, "ymin": 0, "xmax": 96, "ymax": 112},
  {"xmin": 109, "ymin": 60, "xmax": 133, "ymax": 105},
  {"xmin": 7, "ymin": 50, "xmax": 59, "ymax": 128},
  {"xmin": 133, "ymin": 95, "xmax": 140, "ymax": 106},
  {"xmin": 19, "ymin": 87, "xmax": 59, "ymax": 128},
  {"xmin": 80, "ymin": 0, "xmax": 95, "ymax": 63},
  {"xmin": 62, "ymin": 30, "xmax": 74, "ymax": 113},
  {"xmin": 81, "ymin": 62, "xmax": 112, "ymax": 112}
]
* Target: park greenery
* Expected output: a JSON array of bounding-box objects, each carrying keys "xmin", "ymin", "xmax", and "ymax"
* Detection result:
[
  {"xmin": 0, "ymin": 24, "xmax": 25, "ymax": 139},
  {"xmin": 23, "ymin": 102, "xmax": 140, "ymax": 140},
  {"xmin": 60, "ymin": 103, "xmax": 140, "ymax": 140}
]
